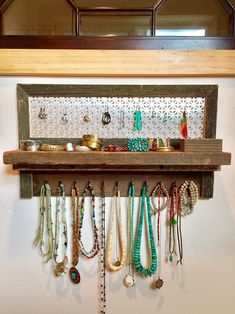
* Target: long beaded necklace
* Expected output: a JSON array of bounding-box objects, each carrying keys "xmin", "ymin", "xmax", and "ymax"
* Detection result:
[
  {"xmin": 54, "ymin": 182, "xmax": 68, "ymax": 276},
  {"xmin": 69, "ymin": 182, "xmax": 81, "ymax": 284},
  {"xmin": 134, "ymin": 182, "xmax": 157, "ymax": 277},
  {"xmin": 79, "ymin": 181, "xmax": 99, "ymax": 259},
  {"xmin": 124, "ymin": 182, "xmax": 136, "ymax": 287},
  {"xmin": 106, "ymin": 182, "xmax": 126, "ymax": 271},
  {"xmin": 34, "ymin": 182, "xmax": 54, "ymax": 263},
  {"xmin": 153, "ymin": 183, "xmax": 169, "ymax": 289},
  {"xmin": 168, "ymin": 182, "xmax": 179, "ymax": 263},
  {"xmin": 100, "ymin": 182, "xmax": 106, "ymax": 314},
  {"xmin": 177, "ymin": 181, "xmax": 199, "ymax": 264}
]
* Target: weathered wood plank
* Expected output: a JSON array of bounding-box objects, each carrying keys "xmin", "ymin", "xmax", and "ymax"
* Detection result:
[
  {"xmin": 3, "ymin": 150, "xmax": 232, "ymax": 167},
  {"xmin": 201, "ymin": 172, "xmax": 214, "ymax": 198},
  {"xmin": 20, "ymin": 171, "xmax": 33, "ymax": 198},
  {"xmin": 179, "ymin": 139, "xmax": 223, "ymax": 152},
  {"xmin": 32, "ymin": 171, "xmax": 204, "ymax": 197}
]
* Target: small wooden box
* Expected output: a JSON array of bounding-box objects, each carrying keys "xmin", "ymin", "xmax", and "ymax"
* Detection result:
[{"xmin": 178, "ymin": 139, "xmax": 223, "ymax": 152}]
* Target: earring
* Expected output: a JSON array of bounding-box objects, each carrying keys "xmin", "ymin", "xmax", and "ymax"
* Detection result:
[
  {"xmin": 118, "ymin": 111, "xmax": 125, "ymax": 130},
  {"xmin": 83, "ymin": 115, "xmax": 91, "ymax": 123},
  {"xmin": 102, "ymin": 107, "xmax": 111, "ymax": 125},
  {"xmin": 38, "ymin": 107, "xmax": 47, "ymax": 120},
  {"xmin": 62, "ymin": 113, "xmax": 69, "ymax": 124},
  {"xmin": 133, "ymin": 107, "xmax": 142, "ymax": 131}
]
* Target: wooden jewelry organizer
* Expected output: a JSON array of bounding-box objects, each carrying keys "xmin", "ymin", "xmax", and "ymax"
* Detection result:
[{"xmin": 3, "ymin": 84, "xmax": 231, "ymax": 198}]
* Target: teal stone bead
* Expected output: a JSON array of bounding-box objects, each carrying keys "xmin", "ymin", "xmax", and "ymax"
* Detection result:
[{"xmin": 169, "ymin": 254, "xmax": 173, "ymax": 262}]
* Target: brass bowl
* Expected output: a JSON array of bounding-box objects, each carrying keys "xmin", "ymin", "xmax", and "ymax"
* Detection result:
[
  {"xmin": 80, "ymin": 140, "xmax": 102, "ymax": 151},
  {"xmin": 82, "ymin": 135, "xmax": 103, "ymax": 144}
]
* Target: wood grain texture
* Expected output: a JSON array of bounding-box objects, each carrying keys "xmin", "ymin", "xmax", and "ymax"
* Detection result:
[
  {"xmin": 179, "ymin": 139, "xmax": 223, "ymax": 152},
  {"xmin": 0, "ymin": 49, "xmax": 235, "ymax": 77},
  {"xmin": 3, "ymin": 150, "xmax": 231, "ymax": 168},
  {"xmin": 32, "ymin": 171, "xmax": 205, "ymax": 198}
]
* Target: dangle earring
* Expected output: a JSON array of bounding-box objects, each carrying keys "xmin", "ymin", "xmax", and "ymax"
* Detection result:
[
  {"xmin": 118, "ymin": 111, "xmax": 125, "ymax": 130},
  {"xmin": 133, "ymin": 106, "xmax": 142, "ymax": 131},
  {"xmin": 38, "ymin": 107, "xmax": 47, "ymax": 120},
  {"xmin": 62, "ymin": 112, "xmax": 69, "ymax": 124},
  {"xmin": 102, "ymin": 107, "xmax": 111, "ymax": 125}
]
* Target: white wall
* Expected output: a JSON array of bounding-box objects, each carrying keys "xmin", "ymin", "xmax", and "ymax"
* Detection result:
[{"xmin": 0, "ymin": 77, "xmax": 235, "ymax": 314}]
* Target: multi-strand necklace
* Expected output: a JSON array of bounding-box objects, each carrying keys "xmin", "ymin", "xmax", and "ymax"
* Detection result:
[
  {"xmin": 79, "ymin": 181, "xmax": 99, "ymax": 259},
  {"xmin": 100, "ymin": 182, "xmax": 106, "ymax": 314},
  {"xmin": 134, "ymin": 182, "xmax": 157, "ymax": 277},
  {"xmin": 106, "ymin": 182, "xmax": 126, "ymax": 271},
  {"xmin": 54, "ymin": 182, "xmax": 68, "ymax": 276},
  {"xmin": 168, "ymin": 182, "xmax": 179, "ymax": 263},
  {"xmin": 69, "ymin": 182, "xmax": 81, "ymax": 284},
  {"xmin": 124, "ymin": 182, "xmax": 135, "ymax": 287},
  {"xmin": 34, "ymin": 182, "xmax": 54, "ymax": 263}
]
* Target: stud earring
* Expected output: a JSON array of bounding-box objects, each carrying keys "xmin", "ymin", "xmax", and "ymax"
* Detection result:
[{"xmin": 38, "ymin": 107, "xmax": 47, "ymax": 120}]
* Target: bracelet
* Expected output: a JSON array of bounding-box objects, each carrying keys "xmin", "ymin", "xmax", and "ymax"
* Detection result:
[{"xmin": 40, "ymin": 144, "xmax": 66, "ymax": 151}]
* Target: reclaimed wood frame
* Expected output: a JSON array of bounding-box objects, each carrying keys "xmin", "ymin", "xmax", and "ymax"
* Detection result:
[{"xmin": 14, "ymin": 83, "xmax": 222, "ymax": 198}]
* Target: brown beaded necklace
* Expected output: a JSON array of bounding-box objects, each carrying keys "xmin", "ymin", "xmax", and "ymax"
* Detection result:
[{"xmin": 69, "ymin": 182, "xmax": 81, "ymax": 284}]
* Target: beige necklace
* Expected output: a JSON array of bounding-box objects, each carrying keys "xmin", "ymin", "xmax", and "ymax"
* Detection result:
[{"xmin": 106, "ymin": 183, "xmax": 126, "ymax": 271}]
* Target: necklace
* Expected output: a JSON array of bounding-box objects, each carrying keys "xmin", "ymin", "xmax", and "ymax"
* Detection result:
[
  {"xmin": 134, "ymin": 182, "xmax": 157, "ymax": 277},
  {"xmin": 179, "ymin": 181, "xmax": 199, "ymax": 216},
  {"xmin": 168, "ymin": 182, "xmax": 179, "ymax": 263},
  {"xmin": 151, "ymin": 182, "xmax": 170, "ymax": 216},
  {"xmin": 69, "ymin": 182, "xmax": 81, "ymax": 284},
  {"xmin": 80, "ymin": 181, "xmax": 99, "ymax": 259},
  {"xmin": 34, "ymin": 182, "xmax": 54, "ymax": 263},
  {"xmin": 100, "ymin": 182, "xmax": 106, "ymax": 314},
  {"xmin": 54, "ymin": 182, "xmax": 68, "ymax": 276},
  {"xmin": 106, "ymin": 182, "xmax": 126, "ymax": 271},
  {"xmin": 124, "ymin": 182, "xmax": 136, "ymax": 287},
  {"xmin": 152, "ymin": 182, "xmax": 169, "ymax": 289}
]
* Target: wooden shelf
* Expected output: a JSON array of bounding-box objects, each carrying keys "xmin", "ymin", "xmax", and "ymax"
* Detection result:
[
  {"xmin": 3, "ymin": 150, "xmax": 231, "ymax": 171},
  {"xmin": 3, "ymin": 149, "xmax": 231, "ymax": 199}
]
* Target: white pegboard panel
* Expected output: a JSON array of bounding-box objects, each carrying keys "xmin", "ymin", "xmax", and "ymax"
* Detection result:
[{"xmin": 29, "ymin": 96, "xmax": 205, "ymax": 139}]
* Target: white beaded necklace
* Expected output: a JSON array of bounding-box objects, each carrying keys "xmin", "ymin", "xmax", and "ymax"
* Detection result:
[{"xmin": 106, "ymin": 183, "xmax": 126, "ymax": 271}]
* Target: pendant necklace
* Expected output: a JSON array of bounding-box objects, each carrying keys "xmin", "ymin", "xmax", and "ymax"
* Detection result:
[
  {"xmin": 79, "ymin": 181, "xmax": 99, "ymax": 259},
  {"xmin": 168, "ymin": 182, "xmax": 179, "ymax": 263},
  {"xmin": 124, "ymin": 182, "xmax": 136, "ymax": 287},
  {"xmin": 106, "ymin": 182, "xmax": 126, "ymax": 271},
  {"xmin": 54, "ymin": 182, "xmax": 68, "ymax": 276},
  {"xmin": 100, "ymin": 182, "xmax": 106, "ymax": 314},
  {"xmin": 134, "ymin": 182, "xmax": 157, "ymax": 277},
  {"xmin": 177, "ymin": 181, "xmax": 199, "ymax": 264},
  {"xmin": 34, "ymin": 182, "xmax": 54, "ymax": 263},
  {"xmin": 154, "ymin": 185, "xmax": 165, "ymax": 289},
  {"xmin": 69, "ymin": 182, "xmax": 81, "ymax": 284}
]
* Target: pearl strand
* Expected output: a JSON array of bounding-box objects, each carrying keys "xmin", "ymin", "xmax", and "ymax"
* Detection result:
[{"xmin": 106, "ymin": 187, "xmax": 126, "ymax": 272}]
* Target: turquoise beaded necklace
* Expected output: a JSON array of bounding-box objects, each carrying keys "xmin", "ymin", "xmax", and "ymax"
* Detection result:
[{"xmin": 134, "ymin": 182, "xmax": 157, "ymax": 277}]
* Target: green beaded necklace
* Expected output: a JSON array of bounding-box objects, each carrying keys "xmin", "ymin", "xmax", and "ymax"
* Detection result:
[{"xmin": 134, "ymin": 182, "xmax": 157, "ymax": 277}]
